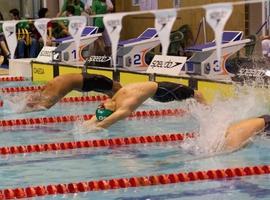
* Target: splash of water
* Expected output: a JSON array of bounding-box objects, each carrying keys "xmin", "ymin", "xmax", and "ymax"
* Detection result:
[
  {"xmin": 72, "ymin": 119, "xmax": 109, "ymax": 141},
  {"xmin": 181, "ymin": 86, "xmax": 270, "ymax": 155},
  {"xmin": 2, "ymin": 92, "xmax": 30, "ymax": 113},
  {"xmin": 1, "ymin": 92, "xmax": 47, "ymax": 113}
]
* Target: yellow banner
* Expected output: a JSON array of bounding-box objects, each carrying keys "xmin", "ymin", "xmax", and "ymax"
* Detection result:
[{"xmin": 32, "ymin": 63, "xmax": 54, "ymax": 82}]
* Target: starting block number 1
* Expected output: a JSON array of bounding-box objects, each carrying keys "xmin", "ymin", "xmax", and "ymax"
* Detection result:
[{"xmin": 72, "ymin": 49, "xmax": 77, "ymax": 59}]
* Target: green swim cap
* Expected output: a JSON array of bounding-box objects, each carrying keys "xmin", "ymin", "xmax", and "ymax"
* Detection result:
[{"xmin": 96, "ymin": 104, "xmax": 113, "ymax": 121}]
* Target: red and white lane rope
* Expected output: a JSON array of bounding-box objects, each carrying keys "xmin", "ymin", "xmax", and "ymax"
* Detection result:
[
  {"xmin": 0, "ymin": 85, "xmax": 108, "ymax": 104},
  {"xmin": 0, "ymin": 95, "xmax": 108, "ymax": 108},
  {"xmin": 0, "ymin": 108, "xmax": 186, "ymax": 127},
  {"xmin": 0, "ymin": 76, "xmax": 26, "ymax": 82},
  {"xmin": 1, "ymin": 85, "xmax": 44, "ymax": 108},
  {"xmin": 0, "ymin": 132, "xmax": 195, "ymax": 155},
  {"xmin": 0, "ymin": 165, "xmax": 269, "ymax": 199},
  {"xmin": 60, "ymin": 95, "xmax": 108, "ymax": 103},
  {"xmin": 1, "ymin": 85, "xmax": 44, "ymax": 93},
  {"xmin": 0, "ymin": 84, "xmax": 108, "ymax": 107}
]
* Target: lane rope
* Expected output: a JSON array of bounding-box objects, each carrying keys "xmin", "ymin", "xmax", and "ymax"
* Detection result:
[
  {"xmin": 1, "ymin": 85, "xmax": 44, "ymax": 93},
  {"xmin": 0, "ymin": 96, "xmax": 106, "ymax": 108},
  {"xmin": 0, "ymin": 76, "xmax": 26, "ymax": 82},
  {"xmin": 60, "ymin": 95, "xmax": 108, "ymax": 103},
  {"xmin": 0, "ymin": 95, "xmax": 108, "ymax": 108},
  {"xmin": 0, "ymin": 132, "xmax": 194, "ymax": 155},
  {"xmin": 0, "ymin": 165, "xmax": 269, "ymax": 199},
  {"xmin": 0, "ymin": 84, "xmax": 108, "ymax": 103},
  {"xmin": 0, "ymin": 108, "xmax": 186, "ymax": 127}
]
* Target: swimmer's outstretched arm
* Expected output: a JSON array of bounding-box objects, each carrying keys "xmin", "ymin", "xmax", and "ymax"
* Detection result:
[{"xmin": 224, "ymin": 117, "xmax": 265, "ymax": 151}]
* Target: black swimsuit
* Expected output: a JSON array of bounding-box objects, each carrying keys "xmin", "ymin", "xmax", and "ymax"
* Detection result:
[
  {"xmin": 81, "ymin": 73, "xmax": 113, "ymax": 92},
  {"xmin": 259, "ymin": 115, "xmax": 270, "ymax": 132},
  {"xmin": 151, "ymin": 82, "xmax": 195, "ymax": 103}
]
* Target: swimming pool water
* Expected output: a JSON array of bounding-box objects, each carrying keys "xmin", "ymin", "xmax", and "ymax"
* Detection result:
[
  {"xmin": 41, "ymin": 174, "xmax": 270, "ymax": 200},
  {"xmin": 0, "ymin": 90, "xmax": 270, "ymax": 199},
  {"xmin": 0, "ymin": 136, "xmax": 269, "ymax": 188},
  {"xmin": 0, "ymin": 81, "xmax": 34, "ymax": 87}
]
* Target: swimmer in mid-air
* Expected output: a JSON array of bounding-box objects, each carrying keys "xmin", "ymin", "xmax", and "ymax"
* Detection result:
[
  {"xmin": 83, "ymin": 81, "xmax": 206, "ymax": 130},
  {"xmin": 9, "ymin": 73, "xmax": 121, "ymax": 113}
]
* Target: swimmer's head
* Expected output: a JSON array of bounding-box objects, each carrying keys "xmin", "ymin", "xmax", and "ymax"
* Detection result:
[{"xmin": 95, "ymin": 99, "xmax": 116, "ymax": 121}]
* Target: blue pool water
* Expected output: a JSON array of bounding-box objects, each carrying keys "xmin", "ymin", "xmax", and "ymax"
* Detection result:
[
  {"xmin": 0, "ymin": 80, "xmax": 33, "ymax": 87},
  {"xmin": 0, "ymin": 87, "xmax": 270, "ymax": 199}
]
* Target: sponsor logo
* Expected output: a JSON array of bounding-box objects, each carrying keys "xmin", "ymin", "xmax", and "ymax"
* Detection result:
[
  {"xmin": 107, "ymin": 19, "xmax": 120, "ymax": 33},
  {"xmin": 52, "ymin": 51, "xmax": 61, "ymax": 62},
  {"xmin": 39, "ymin": 50, "xmax": 53, "ymax": 57},
  {"xmin": 70, "ymin": 22, "xmax": 84, "ymax": 35},
  {"xmin": 150, "ymin": 60, "xmax": 182, "ymax": 69},
  {"xmin": 33, "ymin": 68, "xmax": 45, "ymax": 74},
  {"xmin": 88, "ymin": 56, "xmax": 111, "ymax": 63},
  {"xmin": 5, "ymin": 26, "xmax": 15, "ymax": 37},
  {"xmin": 238, "ymin": 69, "xmax": 266, "ymax": 78},
  {"xmin": 209, "ymin": 11, "xmax": 228, "ymax": 26},
  {"xmin": 37, "ymin": 24, "xmax": 46, "ymax": 35},
  {"xmin": 157, "ymin": 15, "xmax": 174, "ymax": 31}
]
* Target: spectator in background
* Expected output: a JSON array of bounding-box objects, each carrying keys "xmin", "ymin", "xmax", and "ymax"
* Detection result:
[
  {"xmin": 53, "ymin": 6, "xmax": 75, "ymax": 39},
  {"xmin": 84, "ymin": 0, "xmax": 113, "ymax": 14},
  {"xmin": 91, "ymin": 0, "xmax": 108, "ymax": 55},
  {"xmin": 38, "ymin": 8, "xmax": 53, "ymax": 46},
  {"xmin": 9, "ymin": 8, "xmax": 39, "ymax": 58},
  {"xmin": 0, "ymin": 11, "xmax": 11, "ymax": 65},
  {"xmin": 92, "ymin": 0, "xmax": 107, "ymax": 33},
  {"xmin": 102, "ymin": 0, "xmax": 114, "ymax": 54},
  {"xmin": 105, "ymin": 0, "xmax": 114, "ymax": 12},
  {"xmin": 57, "ymin": 0, "xmax": 85, "ymax": 17}
]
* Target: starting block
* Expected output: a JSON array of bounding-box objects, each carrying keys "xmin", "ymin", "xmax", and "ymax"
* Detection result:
[
  {"xmin": 117, "ymin": 28, "xmax": 160, "ymax": 71},
  {"xmin": 185, "ymin": 31, "xmax": 250, "ymax": 77},
  {"xmin": 52, "ymin": 26, "xmax": 101, "ymax": 63}
]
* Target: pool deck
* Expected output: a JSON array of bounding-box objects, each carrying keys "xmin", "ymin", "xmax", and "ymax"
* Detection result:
[{"xmin": 0, "ymin": 68, "xmax": 8, "ymax": 75}]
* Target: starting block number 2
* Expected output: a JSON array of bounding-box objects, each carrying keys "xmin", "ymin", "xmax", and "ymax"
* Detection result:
[{"xmin": 134, "ymin": 54, "xmax": 141, "ymax": 65}]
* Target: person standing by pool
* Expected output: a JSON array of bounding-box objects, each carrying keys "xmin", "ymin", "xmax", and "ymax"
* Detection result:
[
  {"xmin": 5, "ymin": 73, "xmax": 121, "ymax": 113},
  {"xmin": 91, "ymin": 0, "xmax": 108, "ymax": 55},
  {"xmin": 57, "ymin": 0, "xmax": 85, "ymax": 17},
  {"xmin": 83, "ymin": 81, "xmax": 206, "ymax": 129},
  {"xmin": 84, "ymin": 0, "xmax": 113, "ymax": 14}
]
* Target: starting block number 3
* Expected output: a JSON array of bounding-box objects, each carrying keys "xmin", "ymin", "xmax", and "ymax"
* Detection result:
[{"xmin": 206, "ymin": 60, "xmax": 221, "ymax": 73}]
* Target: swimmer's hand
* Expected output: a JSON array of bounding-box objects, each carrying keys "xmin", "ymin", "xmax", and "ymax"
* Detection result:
[
  {"xmin": 16, "ymin": 104, "xmax": 47, "ymax": 114},
  {"xmin": 81, "ymin": 121, "xmax": 104, "ymax": 133},
  {"xmin": 194, "ymin": 91, "xmax": 208, "ymax": 105}
]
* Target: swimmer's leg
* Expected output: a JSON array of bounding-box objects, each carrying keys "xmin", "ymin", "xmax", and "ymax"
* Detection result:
[{"xmin": 224, "ymin": 117, "xmax": 265, "ymax": 151}]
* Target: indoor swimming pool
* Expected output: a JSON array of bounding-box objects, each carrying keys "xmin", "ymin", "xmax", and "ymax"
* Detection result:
[{"xmin": 0, "ymin": 80, "xmax": 270, "ymax": 199}]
